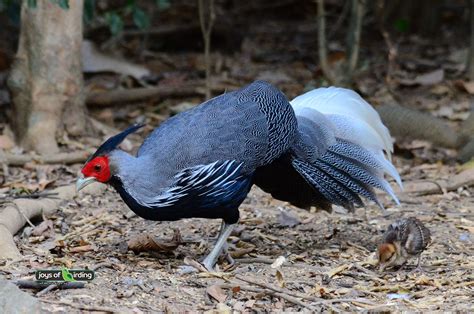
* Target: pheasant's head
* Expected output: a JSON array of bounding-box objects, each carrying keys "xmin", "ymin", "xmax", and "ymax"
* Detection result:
[
  {"xmin": 76, "ymin": 124, "xmax": 143, "ymax": 191},
  {"xmin": 80, "ymin": 155, "xmax": 111, "ymax": 185},
  {"xmin": 377, "ymin": 242, "xmax": 397, "ymax": 272}
]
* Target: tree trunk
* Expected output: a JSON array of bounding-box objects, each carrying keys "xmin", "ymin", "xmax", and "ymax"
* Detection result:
[
  {"xmin": 346, "ymin": 0, "xmax": 365, "ymax": 78},
  {"xmin": 469, "ymin": 0, "xmax": 474, "ymax": 81},
  {"xmin": 7, "ymin": 0, "xmax": 86, "ymax": 154}
]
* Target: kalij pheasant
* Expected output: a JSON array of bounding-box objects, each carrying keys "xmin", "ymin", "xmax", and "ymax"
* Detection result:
[{"xmin": 77, "ymin": 81, "xmax": 401, "ymax": 270}]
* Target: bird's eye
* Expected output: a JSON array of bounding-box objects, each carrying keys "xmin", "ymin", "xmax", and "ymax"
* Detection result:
[{"xmin": 94, "ymin": 164, "xmax": 102, "ymax": 171}]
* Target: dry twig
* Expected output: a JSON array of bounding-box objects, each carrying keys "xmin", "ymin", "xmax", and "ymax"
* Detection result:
[
  {"xmin": 14, "ymin": 280, "xmax": 85, "ymax": 290},
  {"xmin": 220, "ymin": 283, "xmax": 319, "ymax": 311},
  {"xmin": 40, "ymin": 299, "xmax": 117, "ymax": 313}
]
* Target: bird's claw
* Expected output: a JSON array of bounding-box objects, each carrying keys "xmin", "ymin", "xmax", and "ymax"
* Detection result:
[
  {"xmin": 220, "ymin": 245, "xmax": 236, "ymax": 271},
  {"xmin": 179, "ymin": 256, "xmax": 209, "ymax": 274},
  {"xmin": 177, "ymin": 265, "xmax": 199, "ymax": 275}
]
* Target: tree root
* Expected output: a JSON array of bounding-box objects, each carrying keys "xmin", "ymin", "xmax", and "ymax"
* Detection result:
[
  {"xmin": 86, "ymin": 84, "xmax": 203, "ymax": 107},
  {"xmin": 376, "ymin": 103, "xmax": 462, "ymax": 149},
  {"xmin": 0, "ymin": 185, "xmax": 74, "ymax": 259},
  {"xmin": 376, "ymin": 102, "xmax": 474, "ymax": 162},
  {"xmin": 0, "ymin": 150, "xmax": 91, "ymax": 166},
  {"xmin": 0, "ymin": 183, "xmax": 105, "ymax": 260},
  {"xmin": 403, "ymin": 168, "xmax": 474, "ymax": 195}
]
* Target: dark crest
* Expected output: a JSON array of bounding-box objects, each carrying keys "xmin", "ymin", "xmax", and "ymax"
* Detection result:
[{"xmin": 86, "ymin": 124, "xmax": 144, "ymax": 163}]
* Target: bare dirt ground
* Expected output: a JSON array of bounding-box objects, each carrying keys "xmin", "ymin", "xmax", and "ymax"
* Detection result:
[
  {"xmin": 2, "ymin": 51, "xmax": 474, "ymax": 313},
  {"xmin": 1, "ymin": 154, "xmax": 473, "ymax": 312}
]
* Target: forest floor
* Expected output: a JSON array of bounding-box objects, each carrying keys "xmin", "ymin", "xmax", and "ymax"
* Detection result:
[
  {"xmin": 1, "ymin": 158, "xmax": 473, "ymax": 312},
  {"xmin": 1, "ymin": 2, "xmax": 474, "ymax": 312}
]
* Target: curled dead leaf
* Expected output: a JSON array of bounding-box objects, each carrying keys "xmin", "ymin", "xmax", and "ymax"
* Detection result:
[
  {"xmin": 127, "ymin": 229, "xmax": 181, "ymax": 253},
  {"xmin": 230, "ymin": 247, "xmax": 255, "ymax": 258},
  {"xmin": 69, "ymin": 244, "xmax": 95, "ymax": 253},
  {"xmin": 206, "ymin": 285, "xmax": 227, "ymax": 303},
  {"xmin": 31, "ymin": 220, "xmax": 54, "ymax": 237},
  {"xmin": 275, "ymin": 269, "xmax": 285, "ymax": 288},
  {"xmin": 454, "ymin": 80, "xmax": 474, "ymax": 94}
]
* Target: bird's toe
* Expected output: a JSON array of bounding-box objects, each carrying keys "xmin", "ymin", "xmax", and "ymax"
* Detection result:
[{"xmin": 177, "ymin": 265, "xmax": 199, "ymax": 275}]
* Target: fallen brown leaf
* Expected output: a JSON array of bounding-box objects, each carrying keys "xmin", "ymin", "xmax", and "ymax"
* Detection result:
[
  {"xmin": 275, "ymin": 269, "xmax": 286, "ymax": 288},
  {"xmin": 454, "ymin": 80, "xmax": 474, "ymax": 94},
  {"xmin": 69, "ymin": 244, "xmax": 95, "ymax": 253},
  {"xmin": 31, "ymin": 220, "xmax": 54, "ymax": 237},
  {"xmin": 127, "ymin": 229, "xmax": 181, "ymax": 253},
  {"xmin": 206, "ymin": 285, "xmax": 227, "ymax": 303}
]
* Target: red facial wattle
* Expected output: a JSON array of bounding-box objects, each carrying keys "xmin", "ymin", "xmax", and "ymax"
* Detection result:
[{"xmin": 81, "ymin": 156, "xmax": 111, "ymax": 182}]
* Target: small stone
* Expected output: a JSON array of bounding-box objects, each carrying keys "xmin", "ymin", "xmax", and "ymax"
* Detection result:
[{"xmin": 0, "ymin": 281, "xmax": 41, "ymax": 314}]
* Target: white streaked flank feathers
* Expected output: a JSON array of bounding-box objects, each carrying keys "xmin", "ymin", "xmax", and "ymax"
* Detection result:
[{"xmin": 122, "ymin": 160, "xmax": 245, "ymax": 208}]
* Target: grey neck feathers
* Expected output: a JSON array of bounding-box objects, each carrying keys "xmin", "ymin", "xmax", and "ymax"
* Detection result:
[{"xmin": 109, "ymin": 150, "xmax": 169, "ymax": 203}]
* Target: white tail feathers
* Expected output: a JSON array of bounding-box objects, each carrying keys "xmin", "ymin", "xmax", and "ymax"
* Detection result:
[
  {"xmin": 290, "ymin": 86, "xmax": 402, "ymax": 205},
  {"xmin": 291, "ymin": 87, "xmax": 394, "ymax": 160}
]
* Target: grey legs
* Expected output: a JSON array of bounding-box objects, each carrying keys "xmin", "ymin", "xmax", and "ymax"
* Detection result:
[{"xmin": 202, "ymin": 222, "xmax": 235, "ymax": 271}]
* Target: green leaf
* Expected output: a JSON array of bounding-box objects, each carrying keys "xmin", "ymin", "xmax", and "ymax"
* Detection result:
[
  {"xmin": 394, "ymin": 18, "xmax": 409, "ymax": 33},
  {"xmin": 156, "ymin": 0, "xmax": 170, "ymax": 10},
  {"xmin": 83, "ymin": 0, "xmax": 95, "ymax": 23},
  {"xmin": 56, "ymin": 0, "xmax": 69, "ymax": 10},
  {"xmin": 125, "ymin": 0, "xmax": 136, "ymax": 14},
  {"xmin": 27, "ymin": 0, "xmax": 37, "ymax": 8},
  {"xmin": 105, "ymin": 12, "xmax": 124, "ymax": 36},
  {"xmin": 0, "ymin": 0, "xmax": 6, "ymax": 11},
  {"xmin": 133, "ymin": 7, "xmax": 150, "ymax": 30}
]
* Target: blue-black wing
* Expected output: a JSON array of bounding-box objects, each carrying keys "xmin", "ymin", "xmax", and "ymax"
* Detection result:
[{"xmin": 113, "ymin": 160, "xmax": 252, "ymax": 223}]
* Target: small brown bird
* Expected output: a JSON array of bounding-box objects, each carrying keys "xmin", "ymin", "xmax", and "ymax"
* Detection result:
[{"xmin": 377, "ymin": 217, "xmax": 431, "ymax": 272}]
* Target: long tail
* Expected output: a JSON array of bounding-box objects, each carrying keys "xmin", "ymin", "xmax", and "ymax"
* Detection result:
[{"xmin": 288, "ymin": 87, "xmax": 402, "ymax": 210}]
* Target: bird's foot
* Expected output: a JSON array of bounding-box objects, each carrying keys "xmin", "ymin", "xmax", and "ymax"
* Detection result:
[
  {"xmin": 202, "ymin": 260, "xmax": 216, "ymax": 272},
  {"xmin": 201, "ymin": 247, "xmax": 235, "ymax": 272},
  {"xmin": 177, "ymin": 265, "xmax": 199, "ymax": 275},
  {"xmin": 220, "ymin": 245, "xmax": 236, "ymax": 271},
  {"xmin": 178, "ymin": 257, "xmax": 209, "ymax": 274}
]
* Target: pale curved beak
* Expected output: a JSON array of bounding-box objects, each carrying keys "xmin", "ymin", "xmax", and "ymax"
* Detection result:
[{"xmin": 76, "ymin": 177, "xmax": 97, "ymax": 192}]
